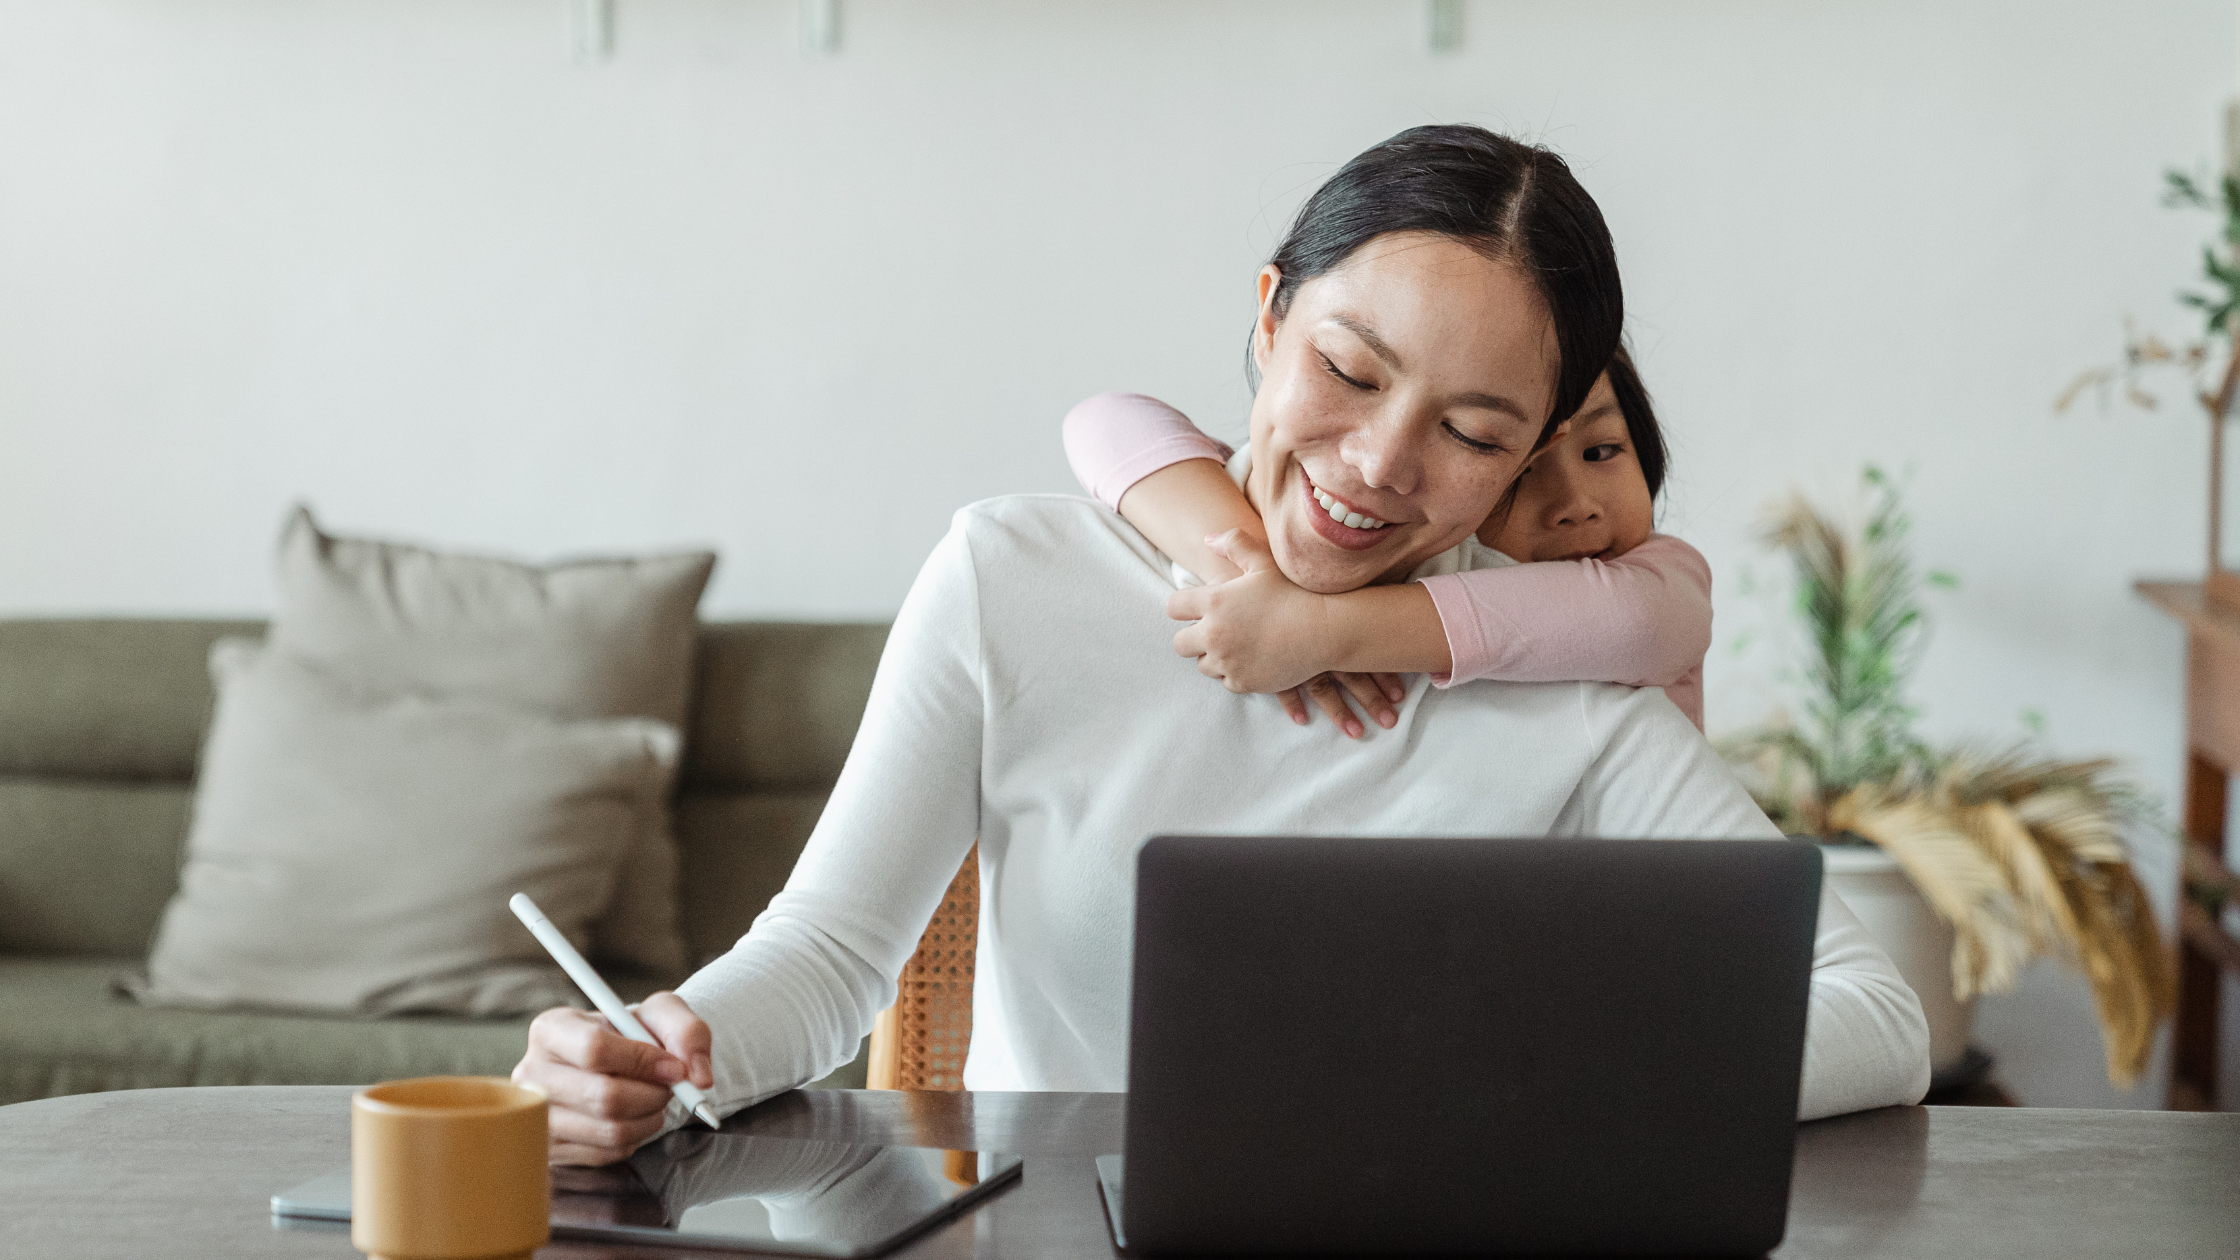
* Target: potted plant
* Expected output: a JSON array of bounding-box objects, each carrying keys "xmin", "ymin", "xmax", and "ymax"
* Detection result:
[{"xmin": 1721, "ymin": 469, "xmax": 2173, "ymax": 1088}]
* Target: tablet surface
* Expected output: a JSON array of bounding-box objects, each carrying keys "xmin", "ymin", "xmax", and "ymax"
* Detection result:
[{"xmin": 272, "ymin": 1131, "xmax": 1024, "ymax": 1258}]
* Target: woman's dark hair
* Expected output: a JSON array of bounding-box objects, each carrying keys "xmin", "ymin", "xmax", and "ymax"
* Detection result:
[
  {"xmin": 1605, "ymin": 344, "xmax": 1669, "ymax": 501},
  {"xmin": 1255, "ymin": 124, "xmax": 1623, "ymax": 441}
]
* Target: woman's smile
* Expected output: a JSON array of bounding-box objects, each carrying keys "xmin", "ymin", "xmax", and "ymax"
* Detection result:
[{"xmin": 1299, "ymin": 469, "xmax": 1397, "ymax": 551}]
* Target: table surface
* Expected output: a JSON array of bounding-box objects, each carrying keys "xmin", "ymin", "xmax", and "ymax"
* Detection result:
[{"xmin": 3, "ymin": 1087, "xmax": 2236, "ymax": 1259}]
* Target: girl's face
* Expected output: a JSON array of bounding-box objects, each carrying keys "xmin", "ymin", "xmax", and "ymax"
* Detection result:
[
  {"xmin": 1480, "ymin": 374, "xmax": 1654, "ymax": 562},
  {"xmin": 1243, "ymin": 232, "xmax": 1559, "ymax": 594}
]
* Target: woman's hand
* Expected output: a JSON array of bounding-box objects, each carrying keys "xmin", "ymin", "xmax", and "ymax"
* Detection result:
[
  {"xmin": 513, "ymin": 991, "xmax": 713, "ymax": 1166},
  {"xmin": 1167, "ymin": 531, "xmax": 1402, "ymax": 736}
]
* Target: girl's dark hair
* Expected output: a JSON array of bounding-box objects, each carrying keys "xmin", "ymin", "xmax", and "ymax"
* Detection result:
[
  {"xmin": 1481, "ymin": 342, "xmax": 1671, "ymax": 534},
  {"xmin": 1604, "ymin": 344, "xmax": 1669, "ymax": 501},
  {"xmin": 1256, "ymin": 124, "xmax": 1624, "ymax": 441}
]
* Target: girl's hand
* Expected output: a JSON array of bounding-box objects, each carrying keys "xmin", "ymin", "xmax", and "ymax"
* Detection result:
[
  {"xmin": 1166, "ymin": 531, "xmax": 1403, "ymax": 736},
  {"xmin": 1167, "ymin": 530, "xmax": 1334, "ymax": 694},
  {"xmin": 1278, "ymin": 672, "xmax": 1407, "ymax": 739}
]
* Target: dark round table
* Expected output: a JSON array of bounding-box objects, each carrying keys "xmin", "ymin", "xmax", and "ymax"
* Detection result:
[{"xmin": 2, "ymin": 1086, "xmax": 2235, "ymax": 1258}]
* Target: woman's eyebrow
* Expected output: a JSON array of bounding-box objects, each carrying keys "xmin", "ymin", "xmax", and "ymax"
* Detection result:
[
  {"xmin": 1328, "ymin": 315, "xmax": 1403, "ymax": 368},
  {"xmin": 1448, "ymin": 392, "xmax": 1531, "ymax": 421},
  {"xmin": 1327, "ymin": 312, "xmax": 1530, "ymax": 421}
]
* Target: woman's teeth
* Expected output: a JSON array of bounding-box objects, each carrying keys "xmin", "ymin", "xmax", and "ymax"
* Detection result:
[{"xmin": 1312, "ymin": 486, "xmax": 1388, "ymax": 530}]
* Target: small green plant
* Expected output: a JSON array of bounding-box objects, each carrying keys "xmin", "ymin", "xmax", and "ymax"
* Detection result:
[
  {"xmin": 2162, "ymin": 167, "xmax": 2240, "ymax": 334},
  {"xmin": 1723, "ymin": 467, "xmax": 1951, "ymax": 830},
  {"xmin": 1722, "ymin": 468, "xmax": 2173, "ymax": 1086},
  {"xmin": 2058, "ymin": 163, "xmax": 2240, "ymax": 415}
]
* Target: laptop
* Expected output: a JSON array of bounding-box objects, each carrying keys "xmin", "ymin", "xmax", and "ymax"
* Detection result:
[{"xmin": 1100, "ymin": 835, "xmax": 1822, "ymax": 1256}]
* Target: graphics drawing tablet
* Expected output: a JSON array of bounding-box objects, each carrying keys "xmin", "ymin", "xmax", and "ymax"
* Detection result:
[{"xmin": 271, "ymin": 1129, "xmax": 1024, "ymax": 1258}]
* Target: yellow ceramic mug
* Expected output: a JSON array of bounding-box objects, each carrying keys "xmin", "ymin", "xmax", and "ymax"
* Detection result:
[{"xmin": 351, "ymin": 1076, "xmax": 550, "ymax": 1260}]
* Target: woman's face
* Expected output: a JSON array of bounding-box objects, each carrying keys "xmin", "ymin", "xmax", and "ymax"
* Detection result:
[
  {"xmin": 1244, "ymin": 232, "xmax": 1559, "ymax": 594},
  {"xmin": 1480, "ymin": 375, "xmax": 1656, "ymax": 562}
]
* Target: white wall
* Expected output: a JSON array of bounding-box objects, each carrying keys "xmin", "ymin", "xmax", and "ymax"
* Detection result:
[{"xmin": 4, "ymin": 0, "xmax": 2232, "ymax": 1108}]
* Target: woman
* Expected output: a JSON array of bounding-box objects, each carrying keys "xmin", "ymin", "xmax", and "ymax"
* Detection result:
[{"xmin": 516, "ymin": 126, "xmax": 1930, "ymax": 1165}]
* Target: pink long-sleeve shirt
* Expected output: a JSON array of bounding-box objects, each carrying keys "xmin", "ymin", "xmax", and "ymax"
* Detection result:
[{"xmin": 1062, "ymin": 392, "xmax": 1709, "ymax": 729}]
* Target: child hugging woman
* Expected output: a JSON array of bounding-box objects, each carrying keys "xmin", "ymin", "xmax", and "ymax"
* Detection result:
[{"xmin": 1062, "ymin": 345, "xmax": 1710, "ymax": 734}]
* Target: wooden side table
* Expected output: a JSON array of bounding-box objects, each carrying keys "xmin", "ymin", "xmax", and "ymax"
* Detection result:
[{"xmin": 2135, "ymin": 581, "xmax": 2240, "ymax": 1110}]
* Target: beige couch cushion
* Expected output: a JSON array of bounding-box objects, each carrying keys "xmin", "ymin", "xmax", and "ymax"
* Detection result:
[
  {"xmin": 269, "ymin": 507, "xmax": 714, "ymax": 974},
  {"xmin": 129, "ymin": 641, "xmax": 678, "ymax": 1017}
]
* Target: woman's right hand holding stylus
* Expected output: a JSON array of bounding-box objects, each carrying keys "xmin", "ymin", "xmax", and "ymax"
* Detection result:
[{"xmin": 516, "ymin": 992, "xmax": 713, "ymax": 1166}]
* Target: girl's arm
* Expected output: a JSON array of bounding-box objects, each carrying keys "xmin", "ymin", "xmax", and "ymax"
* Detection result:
[
  {"xmin": 1062, "ymin": 393, "xmax": 1252, "ymax": 583},
  {"xmin": 1414, "ymin": 534, "xmax": 1712, "ymax": 724},
  {"xmin": 1066, "ymin": 395, "xmax": 1712, "ymax": 729},
  {"xmin": 1186, "ymin": 536, "xmax": 1712, "ymax": 730},
  {"xmin": 1063, "ymin": 395, "xmax": 1711, "ymax": 719},
  {"xmin": 1066, "ymin": 392, "xmax": 1404, "ymax": 735}
]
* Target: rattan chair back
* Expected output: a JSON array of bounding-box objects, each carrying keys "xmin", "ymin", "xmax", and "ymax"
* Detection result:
[{"xmin": 866, "ymin": 845, "xmax": 978, "ymax": 1090}]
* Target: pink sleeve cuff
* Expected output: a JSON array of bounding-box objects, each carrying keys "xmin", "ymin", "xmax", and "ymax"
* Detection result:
[
  {"xmin": 1063, "ymin": 393, "xmax": 1233, "ymax": 510},
  {"xmin": 1417, "ymin": 572, "xmax": 1491, "ymax": 688}
]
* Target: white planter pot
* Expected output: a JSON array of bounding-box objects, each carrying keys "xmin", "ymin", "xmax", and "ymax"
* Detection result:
[{"xmin": 1820, "ymin": 843, "xmax": 1976, "ymax": 1077}]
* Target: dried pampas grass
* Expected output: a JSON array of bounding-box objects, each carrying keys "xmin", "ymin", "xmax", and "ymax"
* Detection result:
[{"xmin": 1829, "ymin": 752, "xmax": 2173, "ymax": 1086}]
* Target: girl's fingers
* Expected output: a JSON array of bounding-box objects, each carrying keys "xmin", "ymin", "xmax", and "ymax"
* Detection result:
[
  {"xmin": 1373, "ymin": 672, "xmax": 1406, "ymax": 704},
  {"xmin": 1172, "ymin": 624, "xmax": 1207, "ymax": 659},
  {"xmin": 1205, "ymin": 529, "xmax": 1278, "ymax": 573},
  {"xmin": 1336, "ymin": 672, "xmax": 1397, "ymax": 729},
  {"xmin": 1277, "ymin": 687, "xmax": 1311, "ymax": 726},
  {"xmin": 1303, "ymin": 674, "xmax": 1363, "ymax": 739}
]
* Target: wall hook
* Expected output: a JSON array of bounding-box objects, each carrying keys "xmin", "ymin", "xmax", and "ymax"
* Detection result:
[
  {"xmin": 1428, "ymin": 0, "xmax": 1462, "ymax": 53},
  {"xmin": 801, "ymin": 0, "xmax": 840, "ymax": 56},
  {"xmin": 570, "ymin": 0, "xmax": 614, "ymax": 64}
]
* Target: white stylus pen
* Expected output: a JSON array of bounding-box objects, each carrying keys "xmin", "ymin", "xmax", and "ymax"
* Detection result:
[{"xmin": 509, "ymin": 892, "xmax": 722, "ymax": 1130}]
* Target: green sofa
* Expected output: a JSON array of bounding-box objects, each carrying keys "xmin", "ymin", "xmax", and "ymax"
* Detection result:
[{"xmin": 0, "ymin": 618, "xmax": 888, "ymax": 1107}]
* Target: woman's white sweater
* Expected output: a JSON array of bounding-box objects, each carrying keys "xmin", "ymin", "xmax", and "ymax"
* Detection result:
[{"xmin": 673, "ymin": 495, "xmax": 1931, "ymax": 1125}]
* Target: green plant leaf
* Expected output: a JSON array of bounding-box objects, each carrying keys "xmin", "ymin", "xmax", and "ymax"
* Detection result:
[
  {"xmin": 2164, "ymin": 167, "xmax": 2212, "ymax": 209},
  {"xmin": 1732, "ymin": 467, "xmax": 1952, "ymax": 798}
]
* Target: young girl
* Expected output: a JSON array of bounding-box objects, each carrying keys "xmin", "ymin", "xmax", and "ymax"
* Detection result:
[{"xmin": 1063, "ymin": 347, "xmax": 1710, "ymax": 734}]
